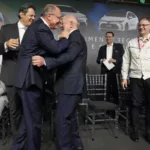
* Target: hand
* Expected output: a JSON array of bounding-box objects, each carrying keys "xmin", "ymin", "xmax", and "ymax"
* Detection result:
[
  {"xmin": 108, "ymin": 58, "xmax": 116, "ymax": 63},
  {"xmin": 59, "ymin": 30, "xmax": 69, "ymax": 39},
  {"xmin": 32, "ymin": 56, "xmax": 45, "ymax": 67},
  {"xmin": 6, "ymin": 38, "xmax": 19, "ymax": 49},
  {"xmin": 101, "ymin": 58, "xmax": 106, "ymax": 62},
  {"xmin": 121, "ymin": 79, "xmax": 128, "ymax": 90}
]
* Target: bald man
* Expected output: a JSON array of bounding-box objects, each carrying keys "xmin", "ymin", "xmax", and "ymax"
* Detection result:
[{"xmin": 32, "ymin": 15, "xmax": 87, "ymax": 150}]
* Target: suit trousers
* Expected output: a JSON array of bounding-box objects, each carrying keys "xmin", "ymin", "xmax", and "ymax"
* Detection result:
[
  {"xmin": 12, "ymin": 86, "xmax": 42, "ymax": 150},
  {"xmin": 6, "ymin": 86, "xmax": 22, "ymax": 136},
  {"xmin": 106, "ymin": 71, "xmax": 118, "ymax": 104},
  {"xmin": 130, "ymin": 77, "xmax": 150, "ymax": 131},
  {"xmin": 56, "ymin": 94, "xmax": 83, "ymax": 150}
]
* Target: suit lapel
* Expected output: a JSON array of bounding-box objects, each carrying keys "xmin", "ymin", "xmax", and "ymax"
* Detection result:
[
  {"xmin": 104, "ymin": 45, "xmax": 107, "ymax": 58},
  {"xmin": 13, "ymin": 23, "xmax": 19, "ymax": 38},
  {"xmin": 11, "ymin": 23, "xmax": 20, "ymax": 44},
  {"xmin": 112, "ymin": 43, "xmax": 116, "ymax": 58}
]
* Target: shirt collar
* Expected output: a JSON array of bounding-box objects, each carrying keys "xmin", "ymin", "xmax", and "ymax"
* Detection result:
[
  {"xmin": 69, "ymin": 29, "xmax": 77, "ymax": 35},
  {"xmin": 40, "ymin": 17, "xmax": 49, "ymax": 28},
  {"xmin": 18, "ymin": 21, "xmax": 27, "ymax": 30},
  {"xmin": 139, "ymin": 34, "xmax": 150, "ymax": 42},
  {"xmin": 107, "ymin": 43, "xmax": 113, "ymax": 47}
]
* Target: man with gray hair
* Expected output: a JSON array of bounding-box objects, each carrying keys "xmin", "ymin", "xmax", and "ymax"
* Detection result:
[
  {"xmin": 12, "ymin": 4, "xmax": 69, "ymax": 150},
  {"xmin": 32, "ymin": 15, "xmax": 87, "ymax": 150}
]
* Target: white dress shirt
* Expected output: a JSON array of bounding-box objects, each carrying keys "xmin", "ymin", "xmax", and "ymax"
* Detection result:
[
  {"xmin": 4, "ymin": 21, "xmax": 27, "ymax": 52},
  {"xmin": 0, "ymin": 55, "xmax": 2, "ymax": 73},
  {"xmin": 18, "ymin": 21, "xmax": 27, "ymax": 43},
  {"xmin": 122, "ymin": 34, "xmax": 150, "ymax": 80},
  {"xmin": 106, "ymin": 43, "xmax": 113, "ymax": 60}
]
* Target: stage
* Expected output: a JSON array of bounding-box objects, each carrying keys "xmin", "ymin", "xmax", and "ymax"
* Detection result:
[{"xmin": 1, "ymin": 122, "xmax": 150, "ymax": 150}]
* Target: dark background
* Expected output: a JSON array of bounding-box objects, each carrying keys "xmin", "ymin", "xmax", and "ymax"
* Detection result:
[{"xmin": 0, "ymin": 0, "xmax": 149, "ymax": 73}]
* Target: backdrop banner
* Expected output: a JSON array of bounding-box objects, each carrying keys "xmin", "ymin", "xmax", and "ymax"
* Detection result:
[{"xmin": 0, "ymin": 0, "xmax": 149, "ymax": 73}]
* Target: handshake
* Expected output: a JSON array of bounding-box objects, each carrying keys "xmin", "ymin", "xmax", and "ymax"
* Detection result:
[{"xmin": 58, "ymin": 30, "xmax": 69, "ymax": 39}]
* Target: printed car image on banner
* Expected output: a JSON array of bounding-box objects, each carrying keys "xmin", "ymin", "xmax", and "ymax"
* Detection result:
[{"xmin": 0, "ymin": 0, "xmax": 149, "ymax": 72}]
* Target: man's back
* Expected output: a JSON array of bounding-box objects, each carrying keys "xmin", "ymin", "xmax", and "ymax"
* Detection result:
[{"xmin": 55, "ymin": 30, "xmax": 87, "ymax": 94}]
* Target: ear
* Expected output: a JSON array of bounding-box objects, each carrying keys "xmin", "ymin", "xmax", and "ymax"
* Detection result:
[
  {"xmin": 19, "ymin": 12, "xmax": 24, "ymax": 18},
  {"xmin": 70, "ymin": 21, "xmax": 73, "ymax": 28}
]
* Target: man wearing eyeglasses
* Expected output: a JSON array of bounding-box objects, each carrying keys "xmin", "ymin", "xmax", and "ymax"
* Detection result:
[
  {"xmin": 12, "ymin": 4, "xmax": 69, "ymax": 150},
  {"xmin": 122, "ymin": 17, "xmax": 150, "ymax": 143},
  {"xmin": 96, "ymin": 32, "xmax": 124, "ymax": 104}
]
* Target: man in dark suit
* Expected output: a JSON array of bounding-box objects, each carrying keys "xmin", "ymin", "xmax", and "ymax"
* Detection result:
[
  {"xmin": 32, "ymin": 15, "xmax": 87, "ymax": 150},
  {"xmin": 96, "ymin": 32, "xmax": 124, "ymax": 104},
  {"xmin": 12, "ymin": 4, "xmax": 69, "ymax": 150},
  {"xmin": 0, "ymin": 3, "xmax": 36, "ymax": 135}
]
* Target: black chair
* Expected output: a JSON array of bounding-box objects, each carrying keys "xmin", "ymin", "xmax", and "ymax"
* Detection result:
[
  {"xmin": 116, "ymin": 74, "xmax": 130, "ymax": 135},
  {"xmin": 84, "ymin": 74, "xmax": 119, "ymax": 140},
  {"xmin": 0, "ymin": 106, "xmax": 10, "ymax": 145}
]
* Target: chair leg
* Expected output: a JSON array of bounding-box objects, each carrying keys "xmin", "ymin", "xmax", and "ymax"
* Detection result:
[
  {"xmin": 91, "ymin": 112, "xmax": 95, "ymax": 141},
  {"xmin": 114, "ymin": 109, "xmax": 119, "ymax": 138},
  {"xmin": 126, "ymin": 107, "xmax": 129, "ymax": 135},
  {"xmin": 84, "ymin": 104, "xmax": 88, "ymax": 131}
]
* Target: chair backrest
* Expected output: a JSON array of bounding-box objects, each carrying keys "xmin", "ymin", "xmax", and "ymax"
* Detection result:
[
  {"xmin": 86, "ymin": 74, "xmax": 107, "ymax": 101},
  {"xmin": 116, "ymin": 74, "xmax": 131, "ymax": 108}
]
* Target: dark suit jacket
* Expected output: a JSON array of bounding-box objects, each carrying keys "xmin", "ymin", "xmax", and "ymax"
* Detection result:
[
  {"xmin": 96, "ymin": 43, "xmax": 124, "ymax": 74},
  {"xmin": 14, "ymin": 18, "xmax": 69, "ymax": 89},
  {"xmin": 45, "ymin": 30, "xmax": 87, "ymax": 94},
  {"xmin": 0, "ymin": 23, "xmax": 20, "ymax": 86}
]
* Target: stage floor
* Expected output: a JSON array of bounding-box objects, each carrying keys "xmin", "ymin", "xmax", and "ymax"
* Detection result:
[{"xmin": 0, "ymin": 123, "xmax": 150, "ymax": 150}]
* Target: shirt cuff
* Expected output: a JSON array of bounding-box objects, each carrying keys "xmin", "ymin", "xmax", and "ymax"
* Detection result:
[
  {"xmin": 4, "ymin": 42, "xmax": 8, "ymax": 53},
  {"xmin": 122, "ymin": 74, "xmax": 128, "ymax": 80},
  {"xmin": 44, "ymin": 59, "xmax": 46, "ymax": 66}
]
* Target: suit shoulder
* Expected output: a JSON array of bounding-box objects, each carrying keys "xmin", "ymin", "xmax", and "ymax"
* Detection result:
[
  {"xmin": 72, "ymin": 30, "xmax": 81, "ymax": 37},
  {"xmin": 114, "ymin": 43, "xmax": 123, "ymax": 47},
  {"xmin": 128, "ymin": 37, "xmax": 137, "ymax": 44},
  {"xmin": 35, "ymin": 19, "xmax": 50, "ymax": 30},
  {"xmin": 70, "ymin": 30, "xmax": 82, "ymax": 42},
  {"xmin": 99, "ymin": 45, "xmax": 106, "ymax": 50},
  {"xmin": 1, "ymin": 23, "xmax": 17, "ymax": 30}
]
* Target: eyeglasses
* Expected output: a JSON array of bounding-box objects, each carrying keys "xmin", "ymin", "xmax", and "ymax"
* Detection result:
[{"xmin": 138, "ymin": 24, "xmax": 150, "ymax": 27}]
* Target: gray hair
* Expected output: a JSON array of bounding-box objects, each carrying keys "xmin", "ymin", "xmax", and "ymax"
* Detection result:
[
  {"xmin": 63, "ymin": 15, "xmax": 80, "ymax": 28},
  {"xmin": 41, "ymin": 4, "xmax": 57, "ymax": 17}
]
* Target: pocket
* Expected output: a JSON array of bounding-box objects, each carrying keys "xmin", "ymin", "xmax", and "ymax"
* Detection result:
[{"xmin": 130, "ymin": 47, "xmax": 139, "ymax": 58}]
